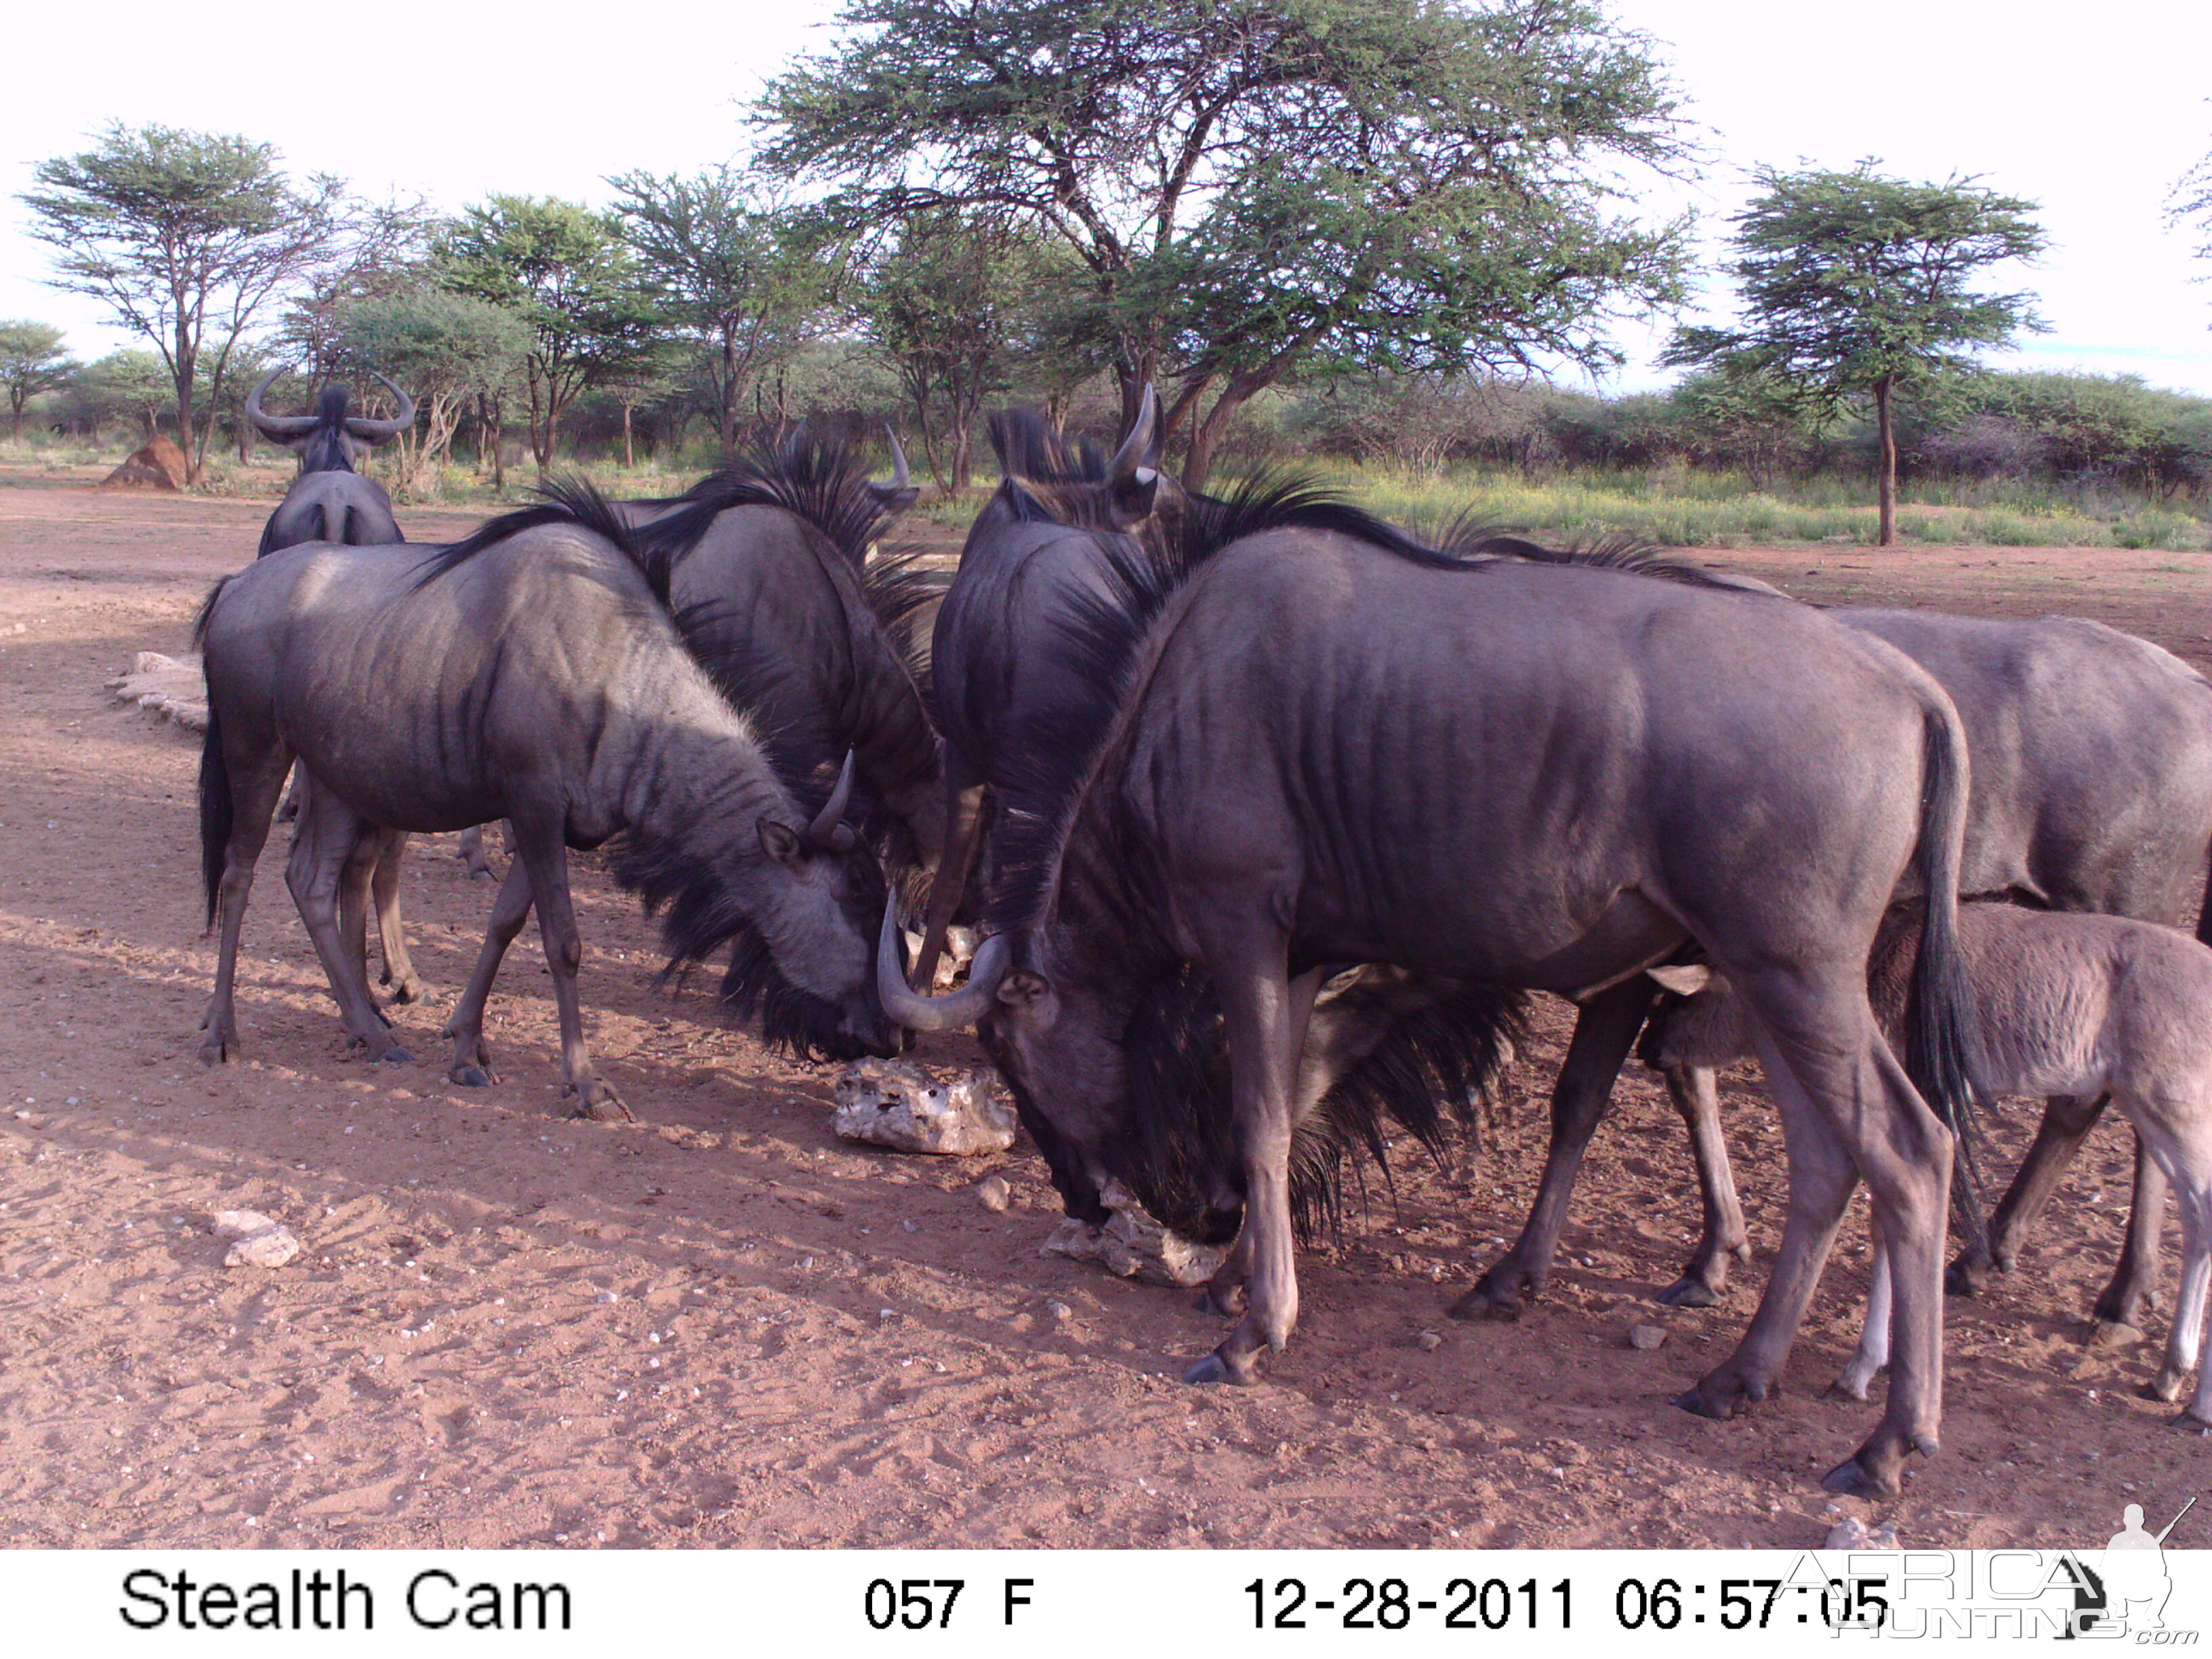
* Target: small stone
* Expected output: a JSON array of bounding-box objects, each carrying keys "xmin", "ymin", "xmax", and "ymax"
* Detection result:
[
  {"xmin": 14, "ymin": 1111, "xmax": 47, "ymax": 1130},
  {"xmin": 1039, "ymin": 1179, "xmax": 1227, "ymax": 1288},
  {"xmin": 211, "ymin": 1209, "xmax": 279, "ymax": 1240},
  {"xmin": 1416, "ymin": 1330, "xmax": 1443, "ymax": 1352},
  {"xmin": 1824, "ymin": 1516, "xmax": 1899, "ymax": 1551},
  {"xmin": 977, "ymin": 1175, "xmax": 1012, "ymax": 1213},
  {"xmin": 1629, "ymin": 1323, "xmax": 1668, "ymax": 1351},
  {"xmin": 224, "ymin": 1225, "xmax": 301, "ymax": 1269},
  {"xmin": 1046, "ymin": 1299, "xmax": 1073, "ymax": 1324}
]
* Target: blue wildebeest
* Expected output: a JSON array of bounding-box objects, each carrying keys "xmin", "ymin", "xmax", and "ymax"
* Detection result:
[
  {"xmin": 905, "ymin": 392, "xmax": 1174, "ymax": 994},
  {"xmin": 196, "ymin": 481, "xmax": 896, "ymax": 1120},
  {"xmin": 1652, "ymin": 900, "xmax": 2212, "ymax": 1428},
  {"xmin": 1472, "ymin": 607, "xmax": 2212, "ymax": 1330},
  {"xmin": 881, "ymin": 480, "xmax": 1991, "ymax": 1498},
  {"xmin": 245, "ymin": 369, "xmax": 415, "ymax": 554}
]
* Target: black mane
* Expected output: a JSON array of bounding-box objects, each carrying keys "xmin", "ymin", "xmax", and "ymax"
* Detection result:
[
  {"xmin": 294, "ymin": 386, "xmax": 356, "ymax": 474},
  {"xmin": 1434, "ymin": 519, "xmax": 1782, "ymax": 594},
  {"xmin": 409, "ymin": 475, "xmax": 661, "ymax": 601},
  {"xmin": 637, "ymin": 426, "xmax": 904, "ymax": 576}
]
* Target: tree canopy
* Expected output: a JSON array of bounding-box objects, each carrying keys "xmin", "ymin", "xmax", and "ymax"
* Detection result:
[
  {"xmin": 606, "ymin": 166, "xmax": 834, "ymax": 461},
  {"xmin": 1664, "ymin": 161, "xmax": 2045, "ymax": 544},
  {"xmin": 437, "ymin": 195, "xmax": 668, "ymax": 470},
  {"xmin": 19, "ymin": 123, "xmax": 346, "ymax": 481},
  {"xmin": 758, "ymin": 0, "xmax": 1694, "ymax": 487},
  {"xmin": 0, "ymin": 321, "xmax": 79, "ymax": 441}
]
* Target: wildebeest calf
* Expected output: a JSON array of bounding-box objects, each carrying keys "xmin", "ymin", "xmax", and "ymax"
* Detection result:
[{"xmin": 1650, "ymin": 903, "xmax": 2212, "ymax": 1426}]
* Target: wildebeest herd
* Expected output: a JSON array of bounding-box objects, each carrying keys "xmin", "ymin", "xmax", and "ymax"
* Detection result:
[{"xmin": 195, "ymin": 376, "xmax": 2212, "ymax": 1505}]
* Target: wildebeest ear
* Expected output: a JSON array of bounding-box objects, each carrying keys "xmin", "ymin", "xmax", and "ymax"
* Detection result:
[
  {"xmin": 996, "ymin": 969, "xmax": 1050, "ymax": 1008},
  {"xmin": 758, "ymin": 818, "xmax": 805, "ymax": 869},
  {"xmin": 1645, "ymin": 963, "xmax": 1713, "ymax": 997},
  {"xmin": 1109, "ymin": 466, "xmax": 1159, "ymax": 529}
]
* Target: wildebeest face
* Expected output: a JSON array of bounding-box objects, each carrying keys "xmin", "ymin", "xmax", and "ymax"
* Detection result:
[
  {"xmin": 748, "ymin": 820, "xmax": 899, "ymax": 1059},
  {"xmin": 975, "ymin": 954, "xmax": 1130, "ymax": 1227}
]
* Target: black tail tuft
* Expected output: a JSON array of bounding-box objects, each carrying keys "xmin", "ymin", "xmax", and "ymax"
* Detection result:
[{"xmin": 1902, "ymin": 706, "xmax": 1995, "ymax": 1239}]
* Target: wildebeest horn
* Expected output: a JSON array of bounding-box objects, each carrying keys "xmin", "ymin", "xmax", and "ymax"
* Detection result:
[
  {"xmin": 343, "ymin": 373, "xmax": 416, "ymax": 441},
  {"xmin": 876, "ymin": 897, "xmax": 1011, "ymax": 1031},
  {"xmin": 245, "ymin": 369, "xmax": 321, "ymax": 440},
  {"xmin": 869, "ymin": 428, "xmax": 912, "ymax": 503},
  {"xmin": 1110, "ymin": 382, "xmax": 1158, "ymax": 481},
  {"xmin": 808, "ymin": 750, "xmax": 858, "ymax": 851}
]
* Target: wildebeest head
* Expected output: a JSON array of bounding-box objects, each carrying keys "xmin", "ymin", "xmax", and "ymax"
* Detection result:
[{"xmin": 247, "ymin": 368, "xmax": 416, "ymax": 474}]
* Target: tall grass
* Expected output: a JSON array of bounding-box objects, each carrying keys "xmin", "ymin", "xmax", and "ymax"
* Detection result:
[{"xmin": 1308, "ymin": 462, "xmax": 2212, "ymax": 552}]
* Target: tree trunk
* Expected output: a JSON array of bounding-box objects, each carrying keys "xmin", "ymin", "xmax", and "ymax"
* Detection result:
[
  {"xmin": 1181, "ymin": 371, "xmax": 1267, "ymax": 495},
  {"xmin": 1874, "ymin": 376, "xmax": 1897, "ymax": 548},
  {"xmin": 622, "ymin": 402, "xmax": 635, "ymax": 470},
  {"xmin": 720, "ymin": 329, "xmax": 739, "ymax": 464}
]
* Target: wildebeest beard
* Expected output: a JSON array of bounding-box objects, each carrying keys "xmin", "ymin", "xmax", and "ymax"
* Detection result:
[
  {"xmin": 716, "ymin": 920, "xmax": 878, "ymax": 1063},
  {"xmin": 1107, "ymin": 963, "xmax": 1530, "ymax": 1248}
]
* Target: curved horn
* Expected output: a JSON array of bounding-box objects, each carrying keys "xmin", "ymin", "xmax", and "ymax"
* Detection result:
[
  {"xmin": 1141, "ymin": 384, "xmax": 1164, "ymax": 470},
  {"xmin": 245, "ymin": 369, "xmax": 320, "ymax": 440},
  {"xmin": 1109, "ymin": 382, "xmax": 1158, "ymax": 481},
  {"xmin": 869, "ymin": 428, "xmax": 912, "ymax": 500},
  {"xmin": 808, "ymin": 750, "xmax": 858, "ymax": 852},
  {"xmin": 342, "ymin": 373, "xmax": 416, "ymax": 441},
  {"xmin": 876, "ymin": 897, "xmax": 1012, "ymax": 1031}
]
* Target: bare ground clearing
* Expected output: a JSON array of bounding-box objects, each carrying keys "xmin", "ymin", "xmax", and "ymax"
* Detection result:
[{"xmin": 1, "ymin": 477, "xmax": 2205, "ymax": 1551}]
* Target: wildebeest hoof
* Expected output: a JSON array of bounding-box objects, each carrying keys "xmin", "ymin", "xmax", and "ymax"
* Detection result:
[
  {"xmin": 1675, "ymin": 1372, "xmax": 1769, "ymax": 1420},
  {"xmin": 198, "ymin": 1036, "xmax": 235, "ymax": 1066},
  {"xmin": 383, "ymin": 975, "xmax": 434, "ymax": 1006},
  {"xmin": 2089, "ymin": 1319, "xmax": 2148, "ymax": 1351},
  {"xmin": 450, "ymin": 1063, "xmax": 496, "ymax": 1088},
  {"xmin": 375, "ymin": 1044, "xmax": 413, "ymax": 1065},
  {"xmin": 2170, "ymin": 1406, "xmax": 2212, "ymax": 1431},
  {"xmin": 1823, "ymin": 1372, "xmax": 1877, "ymax": 1404},
  {"xmin": 1449, "ymin": 1286, "xmax": 1519, "ymax": 1322},
  {"xmin": 2146, "ymin": 1366, "xmax": 2188, "ymax": 1404},
  {"xmin": 1184, "ymin": 1347, "xmax": 1256, "ymax": 1386},
  {"xmin": 1657, "ymin": 1273, "xmax": 1724, "ymax": 1308},
  {"xmin": 1820, "ymin": 1456, "xmax": 1900, "ymax": 1500}
]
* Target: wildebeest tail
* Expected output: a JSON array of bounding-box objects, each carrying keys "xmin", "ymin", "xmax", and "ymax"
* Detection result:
[
  {"xmin": 1903, "ymin": 699, "xmax": 1994, "ymax": 1231},
  {"xmin": 199, "ymin": 701, "xmax": 230, "ymax": 928}
]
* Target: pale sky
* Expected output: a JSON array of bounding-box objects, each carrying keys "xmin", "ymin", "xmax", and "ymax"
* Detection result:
[{"xmin": 3, "ymin": 0, "xmax": 2208, "ymax": 395}]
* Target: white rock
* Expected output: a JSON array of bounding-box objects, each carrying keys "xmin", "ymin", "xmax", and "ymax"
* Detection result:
[
  {"xmin": 1629, "ymin": 1323, "xmax": 1668, "ymax": 1351},
  {"xmin": 211, "ymin": 1209, "xmax": 279, "ymax": 1240},
  {"xmin": 1824, "ymin": 1516, "xmax": 1899, "ymax": 1550},
  {"xmin": 106, "ymin": 651, "xmax": 208, "ymax": 733},
  {"xmin": 833, "ymin": 1059, "xmax": 1016, "ymax": 1155},
  {"xmin": 1040, "ymin": 1179, "xmax": 1227, "ymax": 1288},
  {"xmin": 977, "ymin": 1175, "xmax": 1012, "ymax": 1212}
]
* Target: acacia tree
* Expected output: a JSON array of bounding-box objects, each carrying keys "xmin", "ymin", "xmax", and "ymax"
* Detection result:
[
  {"xmin": 853, "ymin": 211, "xmax": 1069, "ymax": 488},
  {"xmin": 20, "ymin": 125, "xmax": 346, "ymax": 482},
  {"xmin": 758, "ymin": 0, "xmax": 1693, "ymax": 489},
  {"xmin": 1664, "ymin": 163, "xmax": 2045, "ymax": 546},
  {"xmin": 437, "ymin": 196, "xmax": 668, "ymax": 470},
  {"xmin": 606, "ymin": 166, "xmax": 832, "ymax": 462},
  {"xmin": 336, "ymin": 290, "xmax": 533, "ymax": 491},
  {"xmin": 0, "ymin": 321, "xmax": 79, "ymax": 441}
]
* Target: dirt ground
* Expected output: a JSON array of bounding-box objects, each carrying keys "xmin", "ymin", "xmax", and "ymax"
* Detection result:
[{"xmin": 1, "ymin": 474, "xmax": 2207, "ymax": 1553}]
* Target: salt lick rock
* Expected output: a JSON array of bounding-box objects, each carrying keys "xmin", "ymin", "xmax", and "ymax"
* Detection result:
[
  {"xmin": 211, "ymin": 1208, "xmax": 302, "ymax": 1269},
  {"xmin": 832, "ymin": 1057, "xmax": 1017, "ymax": 1155},
  {"xmin": 107, "ymin": 651, "xmax": 207, "ymax": 732}
]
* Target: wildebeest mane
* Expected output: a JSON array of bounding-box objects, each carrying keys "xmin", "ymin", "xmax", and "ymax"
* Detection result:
[
  {"xmin": 638, "ymin": 426, "xmax": 902, "ymax": 574},
  {"xmin": 291, "ymin": 386, "xmax": 357, "ymax": 474},
  {"xmin": 1118, "ymin": 963, "xmax": 1527, "ymax": 1245},
  {"xmin": 408, "ymin": 476, "xmax": 663, "ymax": 602},
  {"xmin": 1435, "ymin": 518, "xmax": 1784, "ymax": 594}
]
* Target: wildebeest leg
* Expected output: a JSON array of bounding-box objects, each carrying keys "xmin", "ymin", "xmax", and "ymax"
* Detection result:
[
  {"xmin": 285, "ymin": 785, "xmax": 413, "ymax": 1063},
  {"xmin": 441, "ymin": 858, "xmax": 535, "ymax": 1088},
  {"xmin": 1186, "ymin": 939, "xmax": 1317, "ymax": 1386},
  {"xmin": 1832, "ymin": 1209, "xmax": 1891, "ymax": 1402},
  {"xmin": 1659, "ymin": 1062, "xmax": 1754, "ymax": 1306},
  {"xmin": 454, "ymin": 822, "xmax": 496, "ymax": 882},
  {"xmin": 200, "ymin": 745, "xmax": 293, "ymax": 1065},
  {"xmin": 1681, "ymin": 979, "xmax": 1952, "ymax": 1500},
  {"xmin": 2095, "ymin": 1136, "xmax": 2169, "ymax": 1329},
  {"xmin": 2127, "ymin": 1101, "xmax": 2212, "ymax": 1422},
  {"xmin": 1947, "ymin": 1093, "xmax": 2107, "ymax": 1294},
  {"xmin": 1460, "ymin": 977, "xmax": 1655, "ymax": 1318},
  {"xmin": 367, "ymin": 830, "xmax": 432, "ymax": 1004},
  {"xmin": 512, "ymin": 816, "xmax": 631, "ymax": 1122},
  {"xmin": 911, "ymin": 762, "xmax": 989, "ymax": 993}
]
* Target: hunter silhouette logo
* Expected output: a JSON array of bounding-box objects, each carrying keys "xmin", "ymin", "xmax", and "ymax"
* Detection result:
[{"xmin": 2056, "ymin": 1496, "xmax": 2194, "ymax": 1640}]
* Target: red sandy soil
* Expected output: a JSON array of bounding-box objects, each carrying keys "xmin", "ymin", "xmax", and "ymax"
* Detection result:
[{"xmin": 1, "ymin": 475, "xmax": 2205, "ymax": 1551}]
